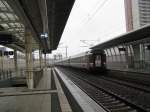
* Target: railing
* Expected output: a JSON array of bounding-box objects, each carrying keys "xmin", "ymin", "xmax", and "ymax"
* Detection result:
[{"xmin": 0, "ymin": 69, "xmax": 25, "ymax": 80}]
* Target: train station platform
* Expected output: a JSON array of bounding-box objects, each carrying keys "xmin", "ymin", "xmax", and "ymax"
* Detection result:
[{"xmin": 0, "ymin": 67, "xmax": 106, "ymax": 112}]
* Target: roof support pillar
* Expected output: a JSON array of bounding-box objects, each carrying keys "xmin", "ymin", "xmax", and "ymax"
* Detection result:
[
  {"xmin": 44, "ymin": 53, "xmax": 47, "ymax": 68},
  {"xmin": 0, "ymin": 52, "xmax": 4, "ymax": 80},
  {"xmin": 140, "ymin": 43, "xmax": 145, "ymax": 68},
  {"xmin": 14, "ymin": 50, "xmax": 18, "ymax": 77},
  {"xmin": 25, "ymin": 29, "xmax": 34, "ymax": 89},
  {"xmin": 39, "ymin": 47, "xmax": 42, "ymax": 69}
]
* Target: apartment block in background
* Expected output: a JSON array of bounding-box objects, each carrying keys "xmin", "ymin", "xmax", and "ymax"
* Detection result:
[{"xmin": 124, "ymin": 0, "xmax": 150, "ymax": 32}]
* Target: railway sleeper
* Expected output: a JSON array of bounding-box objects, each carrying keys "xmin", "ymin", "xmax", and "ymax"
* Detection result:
[
  {"xmin": 96, "ymin": 95, "xmax": 112, "ymax": 99},
  {"xmin": 104, "ymin": 102, "xmax": 125, "ymax": 108},
  {"xmin": 110, "ymin": 106, "xmax": 135, "ymax": 112},
  {"xmin": 102, "ymin": 100, "xmax": 121, "ymax": 106},
  {"xmin": 106, "ymin": 103, "xmax": 129, "ymax": 110},
  {"xmin": 99, "ymin": 98, "xmax": 117, "ymax": 103}
]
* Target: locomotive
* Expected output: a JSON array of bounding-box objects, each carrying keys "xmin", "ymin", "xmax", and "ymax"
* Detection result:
[{"xmin": 55, "ymin": 50, "xmax": 106, "ymax": 72}]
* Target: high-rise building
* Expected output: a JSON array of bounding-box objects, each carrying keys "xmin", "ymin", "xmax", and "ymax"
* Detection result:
[{"xmin": 124, "ymin": 0, "xmax": 150, "ymax": 32}]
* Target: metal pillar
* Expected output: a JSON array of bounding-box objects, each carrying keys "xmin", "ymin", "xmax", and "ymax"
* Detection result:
[
  {"xmin": 25, "ymin": 29, "xmax": 34, "ymax": 89},
  {"xmin": 125, "ymin": 46, "xmax": 129, "ymax": 69},
  {"xmin": 14, "ymin": 50, "xmax": 18, "ymax": 77},
  {"xmin": 140, "ymin": 43, "xmax": 144, "ymax": 69},
  {"xmin": 39, "ymin": 48, "xmax": 42, "ymax": 69},
  {"xmin": 1, "ymin": 52, "xmax": 4, "ymax": 79},
  {"xmin": 65, "ymin": 46, "xmax": 68, "ymax": 58},
  {"xmin": 44, "ymin": 53, "xmax": 47, "ymax": 68},
  {"xmin": 0, "ymin": 52, "xmax": 3, "ymax": 80}
]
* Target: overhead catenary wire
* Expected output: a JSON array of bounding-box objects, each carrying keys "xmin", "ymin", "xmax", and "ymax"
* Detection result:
[
  {"xmin": 79, "ymin": 0, "xmax": 106, "ymax": 25},
  {"xmin": 80, "ymin": 0, "xmax": 110, "ymax": 27}
]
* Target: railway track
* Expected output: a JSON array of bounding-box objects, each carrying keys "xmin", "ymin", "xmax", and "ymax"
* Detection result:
[
  {"xmin": 56, "ymin": 67, "xmax": 150, "ymax": 112},
  {"xmin": 71, "ymin": 68, "xmax": 150, "ymax": 93},
  {"xmin": 99, "ymin": 76, "xmax": 150, "ymax": 93}
]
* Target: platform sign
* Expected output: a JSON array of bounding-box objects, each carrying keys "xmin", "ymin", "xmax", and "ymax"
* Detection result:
[
  {"xmin": 4, "ymin": 51, "xmax": 9, "ymax": 56},
  {"xmin": 40, "ymin": 33, "xmax": 48, "ymax": 39},
  {"xmin": 2, "ymin": 51, "xmax": 14, "ymax": 56}
]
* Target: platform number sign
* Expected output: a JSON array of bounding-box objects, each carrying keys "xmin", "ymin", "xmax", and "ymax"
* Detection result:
[{"xmin": 0, "ymin": 51, "xmax": 14, "ymax": 56}]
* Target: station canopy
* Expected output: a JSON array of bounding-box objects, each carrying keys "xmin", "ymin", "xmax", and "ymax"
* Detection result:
[
  {"xmin": 0, "ymin": 0, "xmax": 75, "ymax": 52},
  {"xmin": 91, "ymin": 24, "xmax": 150, "ymax": 51}
]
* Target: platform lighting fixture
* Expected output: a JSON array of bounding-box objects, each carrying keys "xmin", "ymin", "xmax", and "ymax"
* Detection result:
[{"xmin": 40, "ymin": 33, "xmax": 48, "ymax": 39}]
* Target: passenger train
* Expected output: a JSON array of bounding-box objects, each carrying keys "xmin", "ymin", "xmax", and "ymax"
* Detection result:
[
  {"xmin": 55, "ymin": 50, "xmax": 106, "ymax": 72},
  {"xmin": 55, "ymin": 25, "xmax": 150, "ymax": 72}
]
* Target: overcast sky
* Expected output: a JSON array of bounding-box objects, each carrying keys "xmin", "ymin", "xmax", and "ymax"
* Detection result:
[{"xmin": 52, "ymin": 0, "xmax": 126, "ymax": 57}]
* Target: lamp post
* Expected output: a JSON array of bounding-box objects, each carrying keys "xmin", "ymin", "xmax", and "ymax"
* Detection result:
[
  {"xmin": 65, "ymin": 46, "xmax": 68, "ymax": 58},
  {"xmin": 57, "ymin": 43, "xmax": 68, "ymax": 58}
]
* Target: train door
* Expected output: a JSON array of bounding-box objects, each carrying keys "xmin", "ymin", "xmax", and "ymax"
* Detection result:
[
  {"xmin": 95, "ymin": 55, "xmax": 101, "ymax": 67},
  {"xmin": 95, "ymin": 53, "xmax": 106, "ymax": 68},
  {"xmin": 101, "ymin": 53, "xmax": 106, "ymax": 68}
]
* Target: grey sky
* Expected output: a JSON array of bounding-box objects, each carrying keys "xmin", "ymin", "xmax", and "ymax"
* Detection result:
[{"xmin": 52, "ymin": 0, "xmax": 126, "ymax": 57}]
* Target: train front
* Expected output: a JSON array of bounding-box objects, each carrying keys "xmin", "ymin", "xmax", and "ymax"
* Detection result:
[{"xmin": 90, "ymin": 50, "xmax": 106, "ymax": 72}]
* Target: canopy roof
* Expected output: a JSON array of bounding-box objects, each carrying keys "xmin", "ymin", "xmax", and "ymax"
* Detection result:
[
  {"xmin": 91, "ymin": 25, "xmax": 150, "ymax": 50},
  {"xmin": 0, "ymin": 0, "xmax": 75, "ymax": 52}
]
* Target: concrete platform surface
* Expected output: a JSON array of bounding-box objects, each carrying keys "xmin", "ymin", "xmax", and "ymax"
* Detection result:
[
  {"xmin": 0, "ymin": 68, "xmax": 72, "ymax": 112},
  {"xmin": 55, "ymin": 67, "xmax": 107, "ymax": 112},
  {"xmin": 0, "ymin": 67, "xmax": 107, "ymax": 112}
]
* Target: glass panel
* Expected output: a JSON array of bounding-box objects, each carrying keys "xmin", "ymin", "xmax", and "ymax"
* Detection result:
[
  {"xmin": 14, "ymin": 15, "xmax": 19, "ymax": 20},
  {"xmin": 2, "ymin": 1, "xmax": 13, "ymax": 11},
  {"xmin": 15, "ymin": 28, "xmax": 21, "ymax": 31},
  {"xmin": 0, "ymin": 1, "xmax": 25, "ymax": 41},
  {"xmin": 9, "ymin": 23, "xmax": 15, "ymax": 26},
  {"xmin": 20, "ymin": 24, "xmax": 24, "ymax": 27},
  {"xmin": 14, "ymin": 23, "xmax": 21, "ymax": 26},
  {"xmin": 0, "ymin": 13, "xmax": 8, "ymax": 20},
  {"xmin": 1, "ymin": 23, "xmax": 9, "ymax": 29},
  {"xmin": 8, "ymin": 29, "xmax": 13, "ymax": 31},
  {"xmin": 6, "ymin": 13, "xmax": 15, "ymax": 20},
  {"xmin": 0, "ymin": 1, "xmax": 7, "ymax": 11}
]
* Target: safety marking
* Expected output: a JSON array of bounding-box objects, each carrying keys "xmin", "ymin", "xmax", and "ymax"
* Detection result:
[
  {"xmin": 0, "ymin": 90, "xmax": 57, "ymax": 97},
  {"xmin": 55, "ymin": 67, "xmax": 107, "ymax": 112},
  {"xmin": 53, "ymin": 69, "xmax": 72, "ymax": 112}
]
